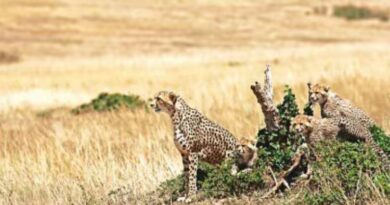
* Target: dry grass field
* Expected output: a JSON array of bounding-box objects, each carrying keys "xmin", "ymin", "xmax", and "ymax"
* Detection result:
[{"xmin": 0, "ymin": 0, "xmax": 390, "ymax": 204}]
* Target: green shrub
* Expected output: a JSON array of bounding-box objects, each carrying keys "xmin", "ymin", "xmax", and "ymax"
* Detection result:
[
  {"xmin": 303, "ymin": 103, "xmax": 314, "ymax": 116},
  {"xmin": 371, "ymin": 125, "xmax": 390, "ymax": 157},
  {"xmin": 199, "ymin": 160, "xmax": 264, "ymax": 198},
  {"xmin": 72, "ymin": 92, "xmax": 147, "ymax": 114},
  {"xmin": 157, "ymin": 160, "xmax": 264, "ymax": 202},
  {"xmin": 157, "ymin": 174, "xmax": 185, "ymax": 202},
  {"xmin": 333, "ymin": 5, "xmax": 388, "ymax": 21},
  {"xmin": 303, "ymin": 190, "xmax": 345, "ymax": 205},
  {"xmin": 303, "ymin": 140, "xmax": 390, "ymax": 204},
  {"xmin": 373, "ymin": 173, "xmax": 390, "ymax": 195},
  {"xmin": 301, "ymin": 106, "xmax": 390, "ymax": 204},
  {"xmin": 257, "ymin": 86, "xmax": 303, "ymax": 172},
  {"xmin": 370, "ymin": 125, "xmax": 390, "ymax": 195}
]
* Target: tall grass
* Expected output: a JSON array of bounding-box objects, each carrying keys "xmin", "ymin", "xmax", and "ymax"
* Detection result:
[
  {"xmin": 1, "ymin": 71, "xmax": 389, "ymax": 204},
  {"xmin": 0, "ymin": 0, "xmax": 390, "ymax": 204}
]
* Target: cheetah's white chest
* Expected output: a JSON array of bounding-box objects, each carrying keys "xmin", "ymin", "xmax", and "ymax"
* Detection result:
[{"xmin": 174, "ymin": 128, "xmax": 188, "ymax": 155}]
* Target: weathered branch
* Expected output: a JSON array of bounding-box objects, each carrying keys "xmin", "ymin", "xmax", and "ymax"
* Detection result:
[
  {"xmin": 250, "ymin": 65, "xmax": 280, "ymax": 131},
  {"xmin": 261, "ymin": 144, "xmax": 311, "ymax": 199},
  {"xmin": 261, "ymin": 153, "xmax": 303, "ymax": 198},
  {"xmin": 250, "ymin": 66, "xmax": 315, "ymax": 199}
]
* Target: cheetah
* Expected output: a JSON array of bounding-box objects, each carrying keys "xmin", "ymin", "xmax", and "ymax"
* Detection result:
[
  {"xmin": 234, "ymin": 139, "xmax": 258, "ymax": 174},
  {"xmin": 291, "ymin": 114, "xmax": 340, "ymax": 148},
  {"xmin": 307, "ymin": 83, "xmax": 389, "ymax": 169},
  {"xmin": 150, "ymin": 91, "xmax": 257, "ymax": 202},
  {"xmin": 290, "ymin": 114, "xmax": 342, "ymax": 179}
]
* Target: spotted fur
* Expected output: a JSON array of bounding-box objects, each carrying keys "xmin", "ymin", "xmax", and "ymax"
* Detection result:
[
  {"xmin": 291, "ymin": 114, "xmax": 340, "ymax": 147},
  {"xmin": 151, "ymin": 91, "xmax": 257, "ymax": 202},
  {"xmin": 235, "ymin": 139, "xmax": 258, "ymax": 170},
  {"xmin": 308, "ymin": 83, "xmax": 389, "ymax": 170}
]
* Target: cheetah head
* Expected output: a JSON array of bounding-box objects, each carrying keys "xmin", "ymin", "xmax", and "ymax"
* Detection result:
[
  {"xmin": 236, "ymin": 139, "xmax": 258, "ymax": 168},
  {"xmin": 150, "ymin": 91, "xmax": 178, "ymax": 115},
  {"xmin": 308, "ymin": 83, "xmax": 330, "ymax": 105},
  {"xmin": 291, "ymin": 114, "xmax": 313, "ymax": 136}
]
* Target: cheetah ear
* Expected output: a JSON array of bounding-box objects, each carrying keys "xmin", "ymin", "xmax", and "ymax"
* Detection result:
[
  {"xmin": 249, "ymin": 144, "xmax": 258, "ymax": 151},
  {"xmin": 324, "ymin": 86, "xmax": 330, "ymax": 92},
  {"xmin": 248, "ymin": 140, "xmax": 258, "ymax": 151},
  {"xmin": 307, "ymin": 82, "xmax": 312, "ymax": 89},
  {"xmin": 250, "ymin": 139, "xmax": 257, "ymax": 145},
  {"xmin": 168, "ymin": 92, "xmax": 178, "ymax": 104},
  {"xmin": 305, "ymin": 116, "xmax": 313, "ymax": 127}
]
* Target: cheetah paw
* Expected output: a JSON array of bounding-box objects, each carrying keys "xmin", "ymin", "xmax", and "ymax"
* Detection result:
[
  {"xmin": 240, "ymin": 168, "xmax": 253, "ymax": 174},
  {"xmin": 299, "ymin": 173, "xmax": 309, "ymax": 179},
  {"xmin": 177, "ymin": 196, "xmax": 192, "ymax": 203},
  {"xmin": 231, "ymin": 169, "xmax": 238, "ymax": 176}
]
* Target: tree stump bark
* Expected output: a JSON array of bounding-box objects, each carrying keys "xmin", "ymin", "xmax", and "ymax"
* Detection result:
[
  {"xmin": 251, "ymin": 66, "xmax": 311, "ymax": 198},
  {"xmin": 250, "ymin": 65, "xmax": 281, "ymax": 131}
]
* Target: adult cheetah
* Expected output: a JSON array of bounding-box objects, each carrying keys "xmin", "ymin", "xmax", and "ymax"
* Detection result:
[
  {"xmin": 307, "ymin": 83, "xmax": 389, "ymax": 169},
  {"xmin": 150, "ymin": 91, "xmax": 257, "ymax": 202}
]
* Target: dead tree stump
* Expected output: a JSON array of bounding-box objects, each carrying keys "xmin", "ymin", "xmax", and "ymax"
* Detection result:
[
  {"xmin": 251, "ymin": 66, "xmax": 310, "ymax": 198},
  {"xmin": 250, "ymin": 65, "xmax": 281, "ymax": 131}
]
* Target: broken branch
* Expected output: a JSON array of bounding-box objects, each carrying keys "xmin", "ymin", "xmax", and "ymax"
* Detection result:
[{"xmin": 250, "ymin": 65, "xmax": 281, "ymax": 131}]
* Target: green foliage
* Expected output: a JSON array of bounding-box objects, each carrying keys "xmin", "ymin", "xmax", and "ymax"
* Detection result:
[
  {"xmin": 333, "ymin": 5, "xmax": 388, "ymax": 21},
  {"xmin": 257, "ymin": 86, "xmax": 302, "ymax": 171},
  {"xmin": 304, "ymin": 140, "xmax": 390, "ymax": 204},
  {"xmin": 158, "ymin": 161, "xmax": 264, "ymax": 201},
  {"xmin": 373, "ymin": 173, "xmax": 390, "ymax": 195},
  {"xmin": 303, "ymin": 190, "xmax": 345, "ymax": 205},
  {"xmin": 157, "ymin": 163, "xmax": 207, "ymax": 202},
  {"xmin": 303, "ymin": 103, "xmax": 314, "ymax": 116},
  {"xmin": 276, "ymin": 86, "xmax": 300, "ymax": 128},
  {"xmin": 157, "ymin": 174, "xmax": 185, "ymax": 201},
  {"xmin": 199, "ymin": 160, "xmax": 264, "ymax": 198},
  {"xmin": 370, "ymin": 125, "xmax": 390, "ymax": 194},
  {"xmin": 370, "ymin": 125, "xmax": 390, "ymax": 157},
  {"xmin": 72, "ymin": 92, "xmax": 147, "ymax": 114}
]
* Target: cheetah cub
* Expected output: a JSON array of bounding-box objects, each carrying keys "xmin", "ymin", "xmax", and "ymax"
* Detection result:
[
  {"xmin": 233, "ymin": 139, "xmax": 258, "ymax": 174},
  {"xmin": 151, "ymin": 91, "xmax": 257, "ymax": 203},
  {"xmin": 307, "ymin": 83, "xmax": 389, "ymax": 169},
  {"xmin": 291, "ymin": 114, "xmax": 340, "ymax": 148},
  {"xmin": 290, "ymin": 114, "xmax": 341, "ymax": 179}
]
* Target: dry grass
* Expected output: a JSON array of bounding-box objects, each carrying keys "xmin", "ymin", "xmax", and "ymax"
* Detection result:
[{"xmin": 0, "ymin": 0, "xmax": 390, "ymax": 204}]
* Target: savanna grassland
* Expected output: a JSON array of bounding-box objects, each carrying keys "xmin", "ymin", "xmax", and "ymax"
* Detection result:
[{"xmin": 0, "ymin": 0, "xmax": 390, "ymax": 204}]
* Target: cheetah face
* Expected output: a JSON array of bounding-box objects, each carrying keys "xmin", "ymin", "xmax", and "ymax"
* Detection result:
[
  {"xmin": 236, "ymin": 140, "xmax": 258, "ymax": 168},
  {"xmin": 291, "ymin": 114, "xmax": 313, "ymax": 136},
  {"xmin": 308, "ymin": 83, "xmax": 330, "ymax": 105},
  {"xmin": 150, "ymin": 91, "xmax": 178, "ymax": 114}
]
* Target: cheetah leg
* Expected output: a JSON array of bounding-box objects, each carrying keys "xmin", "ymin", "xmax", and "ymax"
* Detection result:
[
  {"xmin": 177, "ymin": 155, "xmax": 190, "ymax": 203},
  {"xmin": 182, "ymin": 154, "xmax": 190, "ymax": 195},
  {"xmin": 178, "ymin": 152, "xmax": 198, "ymax": 203},
  {"xmin": 223, "ymin": 150, "xmax": 239, "ymax": 175},
  {"xmin": 339, "ymin": 118, "xmax": 378, "ymax": 143},
  {"xmin": 231, "ymin": 165, "xmax": 238, "ymax": 176},
  {"xmin": 188, "ymin": 152, "xmax": 198, "ymax": 197}
]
